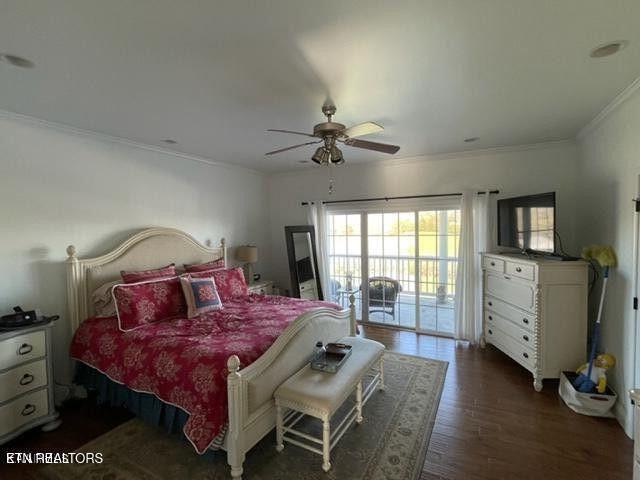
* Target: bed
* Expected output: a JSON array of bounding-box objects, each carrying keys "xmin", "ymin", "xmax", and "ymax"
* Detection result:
[{"xmin": 66, "ymin": 227, "xmax": 355, "ymax": 479}]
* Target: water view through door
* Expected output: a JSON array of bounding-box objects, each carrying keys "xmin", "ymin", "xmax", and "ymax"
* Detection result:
[{"xmin": 327, "ymin": 207, "xmax": 460, "ymax": 335}]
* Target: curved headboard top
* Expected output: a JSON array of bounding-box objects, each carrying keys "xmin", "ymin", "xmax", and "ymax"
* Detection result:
[{"xmin": 66, "ymin": 227, "xmax": 226, "ymax": 334}]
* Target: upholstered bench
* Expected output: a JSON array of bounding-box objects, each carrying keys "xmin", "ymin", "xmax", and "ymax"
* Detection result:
[{"xmin": 274, "ymin": 336, "xmax": 385, "ymax": 472}]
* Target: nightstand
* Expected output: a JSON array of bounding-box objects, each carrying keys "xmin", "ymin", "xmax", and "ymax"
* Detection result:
[
  {"xmin": 0, "ymin": 321, "xmax": 61, "ymax": 445},
  {"xmin": 248, "ymin": 280, "xmax": 275, "ymax": 295}
]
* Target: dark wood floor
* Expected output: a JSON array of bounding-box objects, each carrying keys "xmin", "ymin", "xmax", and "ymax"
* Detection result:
[{"xmin": 1, "ymin": 325, "xmax": 633, "ymax": 479}]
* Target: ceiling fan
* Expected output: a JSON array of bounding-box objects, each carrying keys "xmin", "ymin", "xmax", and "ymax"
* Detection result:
[{"xmin": 265, "ymin": 104, "xmax": 400, "ymax": 165}]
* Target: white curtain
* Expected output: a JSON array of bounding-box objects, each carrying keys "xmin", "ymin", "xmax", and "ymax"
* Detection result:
[
  {"xmin": 306, "ymin": 201, "xmax": 331, "ymax": 300},
  {"xmin": 454, "ymin": 191, "xmax": 495, "ymax": 343}
]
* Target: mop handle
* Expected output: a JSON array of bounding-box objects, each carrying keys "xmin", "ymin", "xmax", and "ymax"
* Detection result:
[{"xmin": 587, "ymin": 266, "xmax": 609, "ymax": 379}]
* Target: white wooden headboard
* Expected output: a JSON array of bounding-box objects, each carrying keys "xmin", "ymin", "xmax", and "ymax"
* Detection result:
[{"xmin": 66, "ymin": 227, "xmax": 226, "ymax": 334}]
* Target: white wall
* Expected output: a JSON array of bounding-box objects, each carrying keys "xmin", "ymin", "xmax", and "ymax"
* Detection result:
[
  {"xmin": 576, "ymin": 84, "xmax": 640, "ymax": 436},
  {"xmin": 267, "ymin": 141, "xmax": 580, "ymax": 292},
  {"xmin": 0, "ymin": 113, "xmax": 268, "ymax": 391}
]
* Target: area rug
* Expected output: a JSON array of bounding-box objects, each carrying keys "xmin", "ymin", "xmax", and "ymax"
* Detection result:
[{"xmin": 37, "ymin": 352, "xmax": 447, "ymax": 480}]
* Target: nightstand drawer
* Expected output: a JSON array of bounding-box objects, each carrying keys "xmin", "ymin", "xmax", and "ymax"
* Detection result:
[
  {"xmin": 0, "ymin": 331, "xmax": 46, "ymax": 371},
  {"xmin": 0, "ymin": 388, "xmax": 48, "ymax": 437},
  {"xmin": 0, "ymin": 359, "xmax": 48, "ymax": 403}
]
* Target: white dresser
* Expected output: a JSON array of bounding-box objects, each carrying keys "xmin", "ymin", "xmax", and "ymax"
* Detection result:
[
  {"xmin": 631, "ymin": 390, "xmax": 640, "ymax": 479},
  {"xmin": 0, "ymin": 322, "xmax": 61, "ymax": 445},
  {"xmin": 481, "ymin": 253, "xmax": 588, "ymax": 391},
  {"xmin": 299, "ymin": 279, "xmax": 318, "ymax": 300}
]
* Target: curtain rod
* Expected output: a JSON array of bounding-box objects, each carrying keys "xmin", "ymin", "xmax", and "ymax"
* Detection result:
[{"xmin": 301, "ymin": 190, "xmax": 500, "ymax": 206}]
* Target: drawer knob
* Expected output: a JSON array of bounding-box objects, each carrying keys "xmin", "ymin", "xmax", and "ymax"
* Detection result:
[
  {"xmin": 488, "ymin": 329, "xmax": 493, "ymax": 335},
  {"xmin": 522, "ymin": 352, "xmax": 529, "ymax": 359},
  {"xmin": 488, "ymin": 301, "xmax": 493, "ymax": 306},
  {"xmin": 18, "ymin": 343, "xmax": 33, "ymax": 355},
  {"xmin": 488, "ymin": 315, "xmax": 493, "ymax": 320},
  {"xmin": 490, "ymin": 261, "xmax": 496, "ymax": 266},
  {"xmin": 522, "ymin": 335, "xmax": 529, "ymax": 342},
  {"xmin": 515, "ymin": 267, "xmax": 522, "ymax": 273},
  {"xmin": 522, "ymin": 318, "xmax": 529, "ymax": 325},
  {"xmin": 19, "ymin": 373, "xmax": 35, "ymax": 386},
  {"xmin": 21, "ymin": 404, "xmax": 36, "ymax": 416}
]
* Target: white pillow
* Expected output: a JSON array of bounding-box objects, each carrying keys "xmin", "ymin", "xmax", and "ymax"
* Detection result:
[{"xmin": 92, "ymin": 280, "xmax": 120, "ymax": 318}]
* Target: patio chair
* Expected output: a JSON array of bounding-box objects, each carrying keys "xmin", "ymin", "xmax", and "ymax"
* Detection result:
[{"xmin": 367, "ymin": 277, "xmax": 402, "ymax": 319}]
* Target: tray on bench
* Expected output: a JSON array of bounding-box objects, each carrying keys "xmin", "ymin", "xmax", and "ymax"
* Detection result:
[{"xmin": 310, "ymin": 343, "xmax": 352, "ymax": 373}]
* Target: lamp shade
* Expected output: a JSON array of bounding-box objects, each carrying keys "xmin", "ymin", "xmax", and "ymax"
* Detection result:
[{"xmin": 236, "ymin": 245, "xmax": 258, "ymax": 263}]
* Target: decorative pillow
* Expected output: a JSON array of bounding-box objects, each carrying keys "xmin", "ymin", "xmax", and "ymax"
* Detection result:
[
  {"xmin": 179, "ymin": 274, "xmax": 223, "ymax": 318},
  {"xmin": 120, "ymin": 263, "xmax": 176, "ymax": 284},
  {"xmin": 211, "ymin": 267, "xmax": 249, "ymax": 301},
  {"xmin": 92, "ymin": 280, "xmax": 120, "ymax": 318},
  {"xmin": 112, "ymin": 277, "xmax": 186, "ymax": 331},
  {"xmin": 183, "ymin": 258, "xmax": 225, "ymax": 273},
  {"xmin": 189, "ymin": 268, "xmax": 222, "ymax": 279}
]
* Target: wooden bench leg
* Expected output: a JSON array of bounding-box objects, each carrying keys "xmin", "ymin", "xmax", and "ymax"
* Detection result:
[
  {"xmin": 356, "ymin": 381, "xmax": 363, "ymax": 424},
  {"xmin": 322, "ymin": 416, "xmax": 331, "ymax": 472},
  {"xmin": 379, "ymin": 356, "xmax": 385, "ymax": 391},
  {"xmin": 275, "ymin": 403, "xmax": 284, "ymax": 452}
]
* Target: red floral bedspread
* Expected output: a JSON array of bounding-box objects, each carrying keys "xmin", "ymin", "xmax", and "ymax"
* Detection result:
[{"xmin": 70, "ymin": 294, "xmax": 339, "ymax": 453}]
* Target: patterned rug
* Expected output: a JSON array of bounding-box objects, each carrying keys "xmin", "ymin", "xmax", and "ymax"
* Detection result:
[{"xmin": 37, "ymin": 352, "xmax": 447, "ymax": 480}]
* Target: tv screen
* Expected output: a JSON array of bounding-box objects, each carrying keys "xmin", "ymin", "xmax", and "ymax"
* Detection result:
[{"xmin": 498, "ymin": 192, "xmax": 556, "ymax": 253}]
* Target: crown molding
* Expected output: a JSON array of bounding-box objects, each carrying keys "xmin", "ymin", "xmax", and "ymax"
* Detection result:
[
  {"xmin": 269, "ymin": 138, "xmax": 575, "ymax": 176},
  {"xmin": 0, "ymin": 109, "xmax": 263, "ymax": 175},
  {"xmin": 578, "ymin": 76, "xmax": 640, "ymax": 140}
]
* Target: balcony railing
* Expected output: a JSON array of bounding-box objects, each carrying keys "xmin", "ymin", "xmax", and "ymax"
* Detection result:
[{"xmin": 328, "ymin": 253, "xmax": 458, "ymax": 298}]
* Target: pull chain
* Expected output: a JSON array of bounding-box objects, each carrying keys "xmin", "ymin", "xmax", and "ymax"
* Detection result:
[{"xmin": 327, "ymin": 161, "xmax": 334, "ymax": 195}]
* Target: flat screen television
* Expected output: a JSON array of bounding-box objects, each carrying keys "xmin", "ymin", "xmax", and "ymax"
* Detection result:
[{"xmin": 497, "ymin": 192, "xmax": 556, "ymax": 253}]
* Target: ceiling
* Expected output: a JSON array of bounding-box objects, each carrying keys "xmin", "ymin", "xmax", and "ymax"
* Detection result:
[{"xmin": 1, "ymin": 1, "xmax": 639, "ymax": 172}]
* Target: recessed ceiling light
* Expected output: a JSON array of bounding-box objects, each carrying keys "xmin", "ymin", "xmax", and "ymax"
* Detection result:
[
  {"xmin": 0, "ymin": 54, "xmax": 34, "ymax": 68},
  {"xmin": 464, "ymin": 137, "xmax": 479, "ymax": 143},
  {"xmin": 590, "ymin": 41, "xmax": 628, "ymax": 58},
  {"xmin": 162, "ymin": 139, "xmax": 178, "ymax": 145}
]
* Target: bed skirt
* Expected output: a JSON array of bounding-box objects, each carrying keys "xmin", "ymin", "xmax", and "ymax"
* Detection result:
[{"xmin": 75, "ymin": 363, "xmax": 190, "ymax": 436}]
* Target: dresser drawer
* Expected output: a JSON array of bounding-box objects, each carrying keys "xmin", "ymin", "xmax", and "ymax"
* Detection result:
[
  {"xmin": 485, "ymin": 274, "xmax": 537, "ymax": 313},
  {"xmin": 485, "ymin": 311, "xmax": 534, "ymax": 350},
  {"xmin": 483, "ymin": 256, "xmax": 505, "ymax": 273},
  {"xmin": 0, "ymin": 388, "xmax": 49, "ymax": 437},
  {"xmin": 0, "ymin": 359, "xmax": 48, "ymax": 403},
  {"xmin": 485, "ymin": 295, "xmax": 536, "ymax": 332},
  {"xmin": 0, "ymin": 331, "xmax": 46, "ymax": 371},
  {"xmin": 485, "ymin": 323, "xmax": 535, "ymax": 371},
  {"xmin": 505, "ymin": 261, "xmax": 535, "ymax": 281}
]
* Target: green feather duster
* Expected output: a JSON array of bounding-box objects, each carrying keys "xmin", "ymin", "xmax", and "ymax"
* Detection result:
[{"xmin": 581, "ymin": 245, "xmax": 617, "ymax": 268}]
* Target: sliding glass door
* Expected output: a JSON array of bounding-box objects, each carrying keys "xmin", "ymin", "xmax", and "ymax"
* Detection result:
[{"xmin": 326, "ymin": 202, "xmax": 460, "ymax": 336}]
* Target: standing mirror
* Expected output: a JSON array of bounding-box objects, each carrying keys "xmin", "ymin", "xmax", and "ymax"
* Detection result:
[{"xmin": 285, "ymin": 225, "xmax": 323, "ymax": 300}]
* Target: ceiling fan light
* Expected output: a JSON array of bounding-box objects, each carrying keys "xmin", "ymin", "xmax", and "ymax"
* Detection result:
[
  {"xmin": 311, "ymin": 147, "xmax": 326, "ymax": 165},
  {"xmin": 330, "ymin": 145, "xmax": 344, "ymax": 164}
]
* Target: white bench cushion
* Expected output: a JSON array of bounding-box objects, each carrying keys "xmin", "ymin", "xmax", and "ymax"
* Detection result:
[{"xmin": 274, "ymin": 337, "xmax": 384, "ymax": 417}]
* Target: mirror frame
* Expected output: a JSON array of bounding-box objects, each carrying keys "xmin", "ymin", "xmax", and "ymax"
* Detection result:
[{"xmin": 284, "ymin": 225, "xmax": 324, "ymax": 300}]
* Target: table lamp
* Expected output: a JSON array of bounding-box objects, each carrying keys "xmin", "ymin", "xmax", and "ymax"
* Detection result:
[{"xmin": 236, "ymin": 245, "xmax": 258, "ymax": 284}]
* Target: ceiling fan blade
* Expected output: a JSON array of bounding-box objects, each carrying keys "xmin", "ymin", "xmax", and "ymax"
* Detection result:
[
  {"xmin": 341, "ymin": 121, "xmax": 384, "ymax": 138},
  {"xmin": 265, "ymin": 140, "xmax": 321, "ymax": 156},
  {"xmin": 267, "ymin": 129, "xmax": 316, "ymax": 138},
  {"xmin": 343, "ymin": 138, "xmax": 400, "ymax": 154}
]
